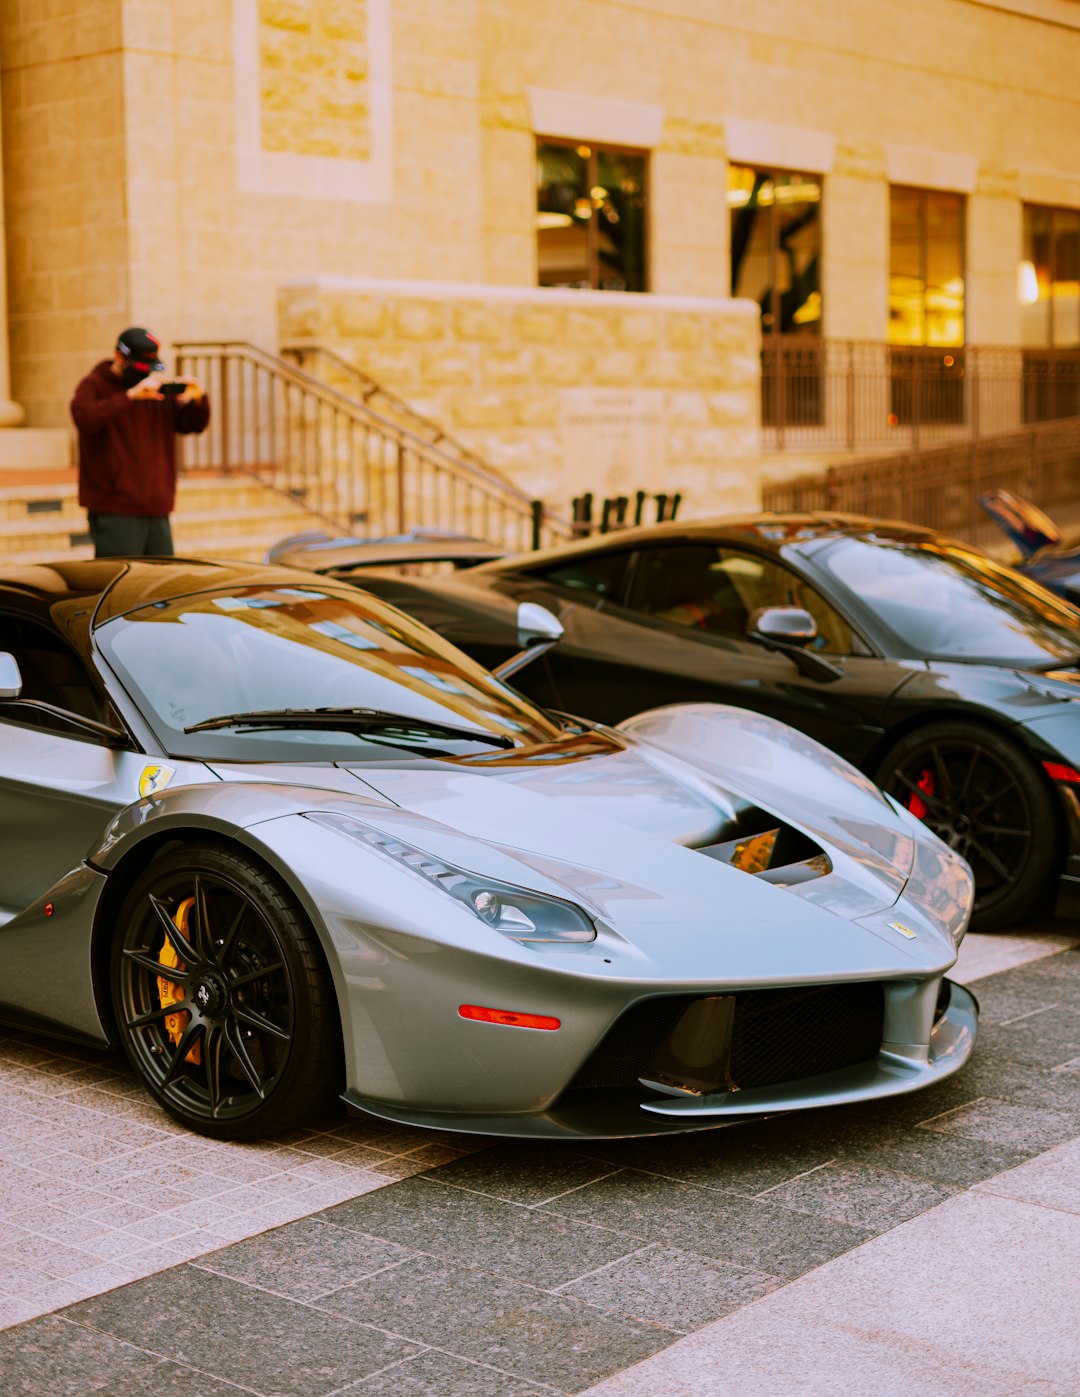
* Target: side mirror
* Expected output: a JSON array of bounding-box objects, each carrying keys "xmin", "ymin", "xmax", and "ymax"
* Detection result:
[
  {"xmin": 493, "ymin": 603, "xmax": 566, "ymax": 684},
  {"xmin": 748, "ymin": 606, "xmax": 818, "ymax": 648},
  {"xmin": 746, "ymin": 607, "xmax": 843, "ymax": 683},
  {"xmin": 517, "ymin": 602, "xmax": 564, "ymax": 648},
  {"xmin": 0, "ymin": 652, "xmax": 22, "ymax": 699}
]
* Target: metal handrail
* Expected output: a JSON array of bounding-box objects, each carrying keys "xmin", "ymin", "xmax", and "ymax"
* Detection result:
[
  {"xmin": 173, "ymin": 340, "xmax": 573, "ymax": 550},
  {"xmin": 280, "ymin": 341, "xmax": 495, "ymax": 479}
]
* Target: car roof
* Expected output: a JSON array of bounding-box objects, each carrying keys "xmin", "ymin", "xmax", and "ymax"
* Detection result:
[
  {"xmin": 471, "ymin": 512, "xmax": 944, "ymax": 573},
  {"xmin": 0, "ymin": 557, "xmax": 347, "ymax": 637}
]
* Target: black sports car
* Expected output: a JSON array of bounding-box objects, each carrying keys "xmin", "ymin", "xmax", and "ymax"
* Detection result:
[{"xmin": 271, "ymin": 514, "xmax": 1080, "ymax": 931}]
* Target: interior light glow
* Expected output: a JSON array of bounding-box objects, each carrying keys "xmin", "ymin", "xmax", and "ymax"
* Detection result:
[
  {"xmin": 536, "ymin": 212, "xmax": 573, "ymax": 230},
  {"xmin": 1018, "ymin": 260, "xmax": 1040, "ymax": 307},
  {"xmin": 459, "ymin": 1004, "xmax": 561, "ymax": 1030}
]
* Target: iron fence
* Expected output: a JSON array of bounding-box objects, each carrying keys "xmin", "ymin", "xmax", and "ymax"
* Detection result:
[
  {"xmin": 761, "ymin": 339, "xmax": 1080, "ymax": 451},
  {"xmin": 762, "ymin": 415, "xmax": 1080, "ymax": 549}
]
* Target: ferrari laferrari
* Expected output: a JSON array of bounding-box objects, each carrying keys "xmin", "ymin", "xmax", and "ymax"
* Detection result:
[
  {"xmin": 270, "ymin": 515, "xmax": 1080, "ymax": 930},
  {"xmin": 0, "ymin": 558, "xmax": 977, "ymax": 1140}
]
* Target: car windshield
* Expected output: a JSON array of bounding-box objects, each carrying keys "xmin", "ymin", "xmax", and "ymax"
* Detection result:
[
  {"xmin": 817, "ymin": 536, "xmax": 1080, "ymax": 664},
  {"xmin": 96, "ymin": 584, "xmax": 563, "ymax": 761}
]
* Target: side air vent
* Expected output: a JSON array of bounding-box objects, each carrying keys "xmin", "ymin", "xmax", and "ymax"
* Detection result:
[{"xmin": 697, "ymin": 813, "xmax": 832, "ymax": 886}]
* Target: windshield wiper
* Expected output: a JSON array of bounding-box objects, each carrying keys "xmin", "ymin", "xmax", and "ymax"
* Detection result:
[{"xmin": 182, "ymin": 706, "xmax": 515, "ymax": 748}]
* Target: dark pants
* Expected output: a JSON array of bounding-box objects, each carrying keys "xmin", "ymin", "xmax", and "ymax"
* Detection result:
[{"xmin": 88, "ymin": 512, "xmax": 174, "ymax": 558}]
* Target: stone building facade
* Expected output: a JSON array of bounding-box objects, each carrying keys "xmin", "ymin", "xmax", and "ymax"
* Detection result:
[{"xmin": 1, "ymin": 0, "xmax": 1079, "ymax": 512}]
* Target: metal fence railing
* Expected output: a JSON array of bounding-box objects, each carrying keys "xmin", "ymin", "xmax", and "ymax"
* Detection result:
[
  {"xmin": 762, "ymin": 415, "xmax": 1080, "ymax": 549},
  {"xmin": 761, "ymin": 339, "xmax": 1080, "ymax": 451},
  {"xmin": 173, "ymin": 341, "xmax": 574, "ymax": 550}
]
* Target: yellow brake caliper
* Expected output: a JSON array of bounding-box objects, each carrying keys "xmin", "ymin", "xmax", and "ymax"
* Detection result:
[{"xmin": 157, "ymin": 895, "xmax": 203, "ymax": 1065}]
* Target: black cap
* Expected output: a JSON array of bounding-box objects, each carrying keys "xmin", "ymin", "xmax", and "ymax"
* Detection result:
[{"xmin": 116, "ymin": 327, "xmax": 165, "ymax": 373}]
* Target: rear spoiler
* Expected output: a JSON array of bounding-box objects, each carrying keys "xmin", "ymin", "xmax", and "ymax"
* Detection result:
[
  {"xmin": 265, "ymin": 532, "xmax": 509, "ymax": 573},
  {"xmin": 978, "ymin": 490, "xmax": 1060, "ymax": 558}
]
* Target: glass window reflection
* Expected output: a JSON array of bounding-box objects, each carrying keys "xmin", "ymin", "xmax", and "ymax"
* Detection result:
[
  {"xmin": 99, "ymin": 586, "xmax": 562, "ymax": 760},
  {"xmin": 537, "ymin": 140, "xmax": 646, "ymax": 292},
  {"xmin": 625, "ymin": 545, "xmax": 855, "ymax": 654},
  {"xmin": 820, "ymin": 538, "xmax": 1080, "ymax": 663},
  {"xmin": 729, "ymin": 165, "xmax": 822, "ymax": 336},
  {"xmin": 889, "ymin": 187, "xmax": 964, "ymax": 348},
  {"xmin": 1021, "ymin": 204, "xmax": 1080, "ymax": 349}
]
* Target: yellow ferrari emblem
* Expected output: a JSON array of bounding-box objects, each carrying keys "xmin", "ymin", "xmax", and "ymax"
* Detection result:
[
  {"xmin": 888, "ymin": 920, "xmax": 918, "ymax": 940},
  {"xmin": 139, "ymin": 764, "xmax": 175, "ymax": 798}
]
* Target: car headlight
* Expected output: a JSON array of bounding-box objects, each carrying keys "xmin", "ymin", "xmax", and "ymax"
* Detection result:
[{"xmin": 303, "ymin": 810, "xmax": 597, "ymax": 944}]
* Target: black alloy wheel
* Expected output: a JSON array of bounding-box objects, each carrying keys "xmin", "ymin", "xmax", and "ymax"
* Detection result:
[
  {"xmin": 877, "ymin": 721, "xmax": 1059, "ymax": 931},
  {"xmin": 111, "ymin": 842, "xmax": 341, "ymax": 1139}
]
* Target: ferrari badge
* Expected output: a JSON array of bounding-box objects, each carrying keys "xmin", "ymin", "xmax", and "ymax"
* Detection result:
[{"xmin": 139, "ymin": 764, "xmax": 176, "ymax": 798}]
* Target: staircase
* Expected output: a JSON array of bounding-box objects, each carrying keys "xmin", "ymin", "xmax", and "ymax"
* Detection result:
[
  {"xmin": 0, "ymin": 341, "xmax": 573, "ymax": 566},
  {"xmin": 174, "ymin": 341, "xmax": 573, "ymax": 551},
  {"xmin": 0, "ymin": 467, "xmax": 323, "ymax": 564}
]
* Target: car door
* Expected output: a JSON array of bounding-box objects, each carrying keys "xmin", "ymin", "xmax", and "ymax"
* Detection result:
[
  {"xmin": 0, "ymin": 615, "xmax": 153, "ymax": 913},
  {"xmin": 531, "ymin": 541, "xmax": 906, "ymax": 765}
]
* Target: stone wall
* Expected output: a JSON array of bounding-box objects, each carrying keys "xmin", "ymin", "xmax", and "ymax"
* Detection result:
[
  {"xmin": 280, "ymin": 280, "xmax": 761, "ymax": 514},
  {"xmin": 258, "ymin": 0, "xmax": 371, "ymax": 160},
  {"xmin": 0, "ymin": 0, "xmax": 130, "ymax": 427},
  {"xmin": 2, "ymin": 0, "xmax": 1080, "ymax": 461}
]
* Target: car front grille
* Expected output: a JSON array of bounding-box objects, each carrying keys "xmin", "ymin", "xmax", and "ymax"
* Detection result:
[{"xmin": 566, "ymin": 981, "xmax": 885, "ymax": 1095}]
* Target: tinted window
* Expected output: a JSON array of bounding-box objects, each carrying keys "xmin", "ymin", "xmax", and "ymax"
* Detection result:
[
  {"xmin": 97, "ymin": 584, "xmax": 564, "ymax": 761},
  {"xmin": 819, "ymin": 537, "xmax": 1080, "ymax": 662},
  {"xmin": 0, "ymin": 615, "xmax": 111, "ymax": 738},
  {"xmin": 625, "ymin": 545, "xmax": 855, "ymax": 654},
  {"xmin": 531, "ymin": 550, "xmax": 632, "ymax": 601}
]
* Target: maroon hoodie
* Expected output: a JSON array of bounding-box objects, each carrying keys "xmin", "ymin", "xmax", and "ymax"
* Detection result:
[{"xmin": 71, "ymin": 360, "xmax": 211, "ymax": 515}]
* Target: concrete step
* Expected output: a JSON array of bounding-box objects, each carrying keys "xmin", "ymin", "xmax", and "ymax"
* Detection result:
[
  {"xmin": 0, "ymin": 468, "xmax": 329, "ymax": 565},
  {"xmin": 0, "ymin": 533, "xmax": 275, "ymax": 567}
]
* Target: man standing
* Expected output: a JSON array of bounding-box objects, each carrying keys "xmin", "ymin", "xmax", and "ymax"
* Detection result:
[{"xmin": 70, "ymin": 327, "xmax": 211, "ymax": 557}]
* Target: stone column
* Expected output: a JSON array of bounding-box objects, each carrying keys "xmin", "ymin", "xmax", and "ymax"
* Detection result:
[{"xmin": 0, "ymin": 78, "xmax": 25, "ymax": 427}]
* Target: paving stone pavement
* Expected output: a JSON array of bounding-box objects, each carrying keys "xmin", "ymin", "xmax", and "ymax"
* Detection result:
[
  {"xmin": 0, "ymin": 930, "xmax": 1078, "ymax": 1395},
  {"xmin": 0, "ymin": 1040, "xmax": 484, "ymax": 1331}
]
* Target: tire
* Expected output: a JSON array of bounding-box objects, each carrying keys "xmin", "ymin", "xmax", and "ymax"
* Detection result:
[
  {"xmin": 111, "ymin": 841, "xmax": 342, "ymax": 1139},
  {"xmin": 876, "ymin": 721, "xmax": 1060, "ymax": 931}
]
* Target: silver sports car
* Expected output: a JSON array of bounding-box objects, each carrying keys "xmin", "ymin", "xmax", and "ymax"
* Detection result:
[{"xmin": 0, "ymin": 559, "xmax": 977, "ymax": 1141}]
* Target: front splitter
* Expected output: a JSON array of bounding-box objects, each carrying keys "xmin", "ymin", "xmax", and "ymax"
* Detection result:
[{"xmin": 343, "ymin": 981, "xmax": 978, "ymax": 1141}]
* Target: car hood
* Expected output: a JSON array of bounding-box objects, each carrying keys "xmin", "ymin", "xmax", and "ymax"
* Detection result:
[
  {"xmin": 207, "ymin": 705, "xmax": 966, "ymax": 977},
  {"xmin": 288, "ymin": 707, "xmax": 959, "ymax": 976}
]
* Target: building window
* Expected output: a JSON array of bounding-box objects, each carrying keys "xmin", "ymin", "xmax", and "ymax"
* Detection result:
[
  {"xmin": 536, "ymin": 140, "xmax": 647, "ymax": 291},
  {"xmin": 888, "ymin": 187, "xmax": 965, "ymax": 347},
  {"xmin": 1020, "ymin": 204, "xmax": 1080, "ymax": 422},
  {"xmin": 1020, "ymin": 205, "xmax": 1080, "ymax": 348},
  {"xmin": 729, "ymin": 165, "xmax": 823, "ymax": 429},
  {"xmin": 729, "ymin": 166, "xmax": 822, "ymax": 336},
  {"xmin": 888, "ymin": 187, "xmax": 965, "ymax": 427}
]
